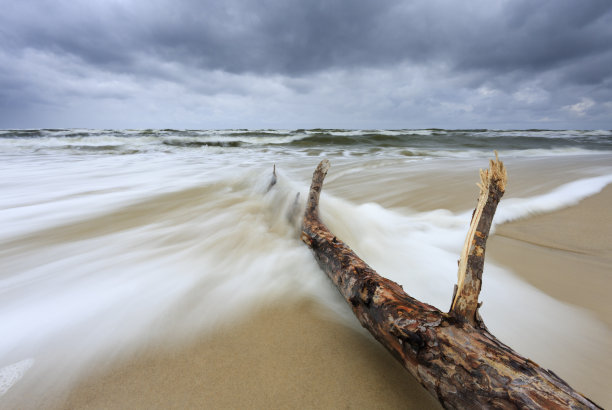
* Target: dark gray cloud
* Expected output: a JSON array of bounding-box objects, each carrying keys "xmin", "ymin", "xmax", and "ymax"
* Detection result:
[
  {"xmin": 6, "ymin": 0, "xmax": 608, "ymax": 76},
  {"xmin": 0, "ymin": 0, "xmax": 611, "ymax": 129},
  {"xmin": 459, "ymin": 1, "xmax": 612, "ymax": 71}
]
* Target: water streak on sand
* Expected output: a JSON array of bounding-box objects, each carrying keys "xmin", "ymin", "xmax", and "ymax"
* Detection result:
[{"xmin": 0, "ymin": 359, "xmax": 34, "ymax": 396}]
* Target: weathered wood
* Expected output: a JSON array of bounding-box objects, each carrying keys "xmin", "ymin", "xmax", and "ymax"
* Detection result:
[
  {"xmin": 300, "ymin": 159, "xmax": 600, "ymax": 409},
  {"xmin": 451, "ymin": 152, "xmax": 506, "ymax": 327}
]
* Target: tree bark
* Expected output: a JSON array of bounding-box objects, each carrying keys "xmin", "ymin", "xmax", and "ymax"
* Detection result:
[{"xmin": 300, "ymin": 158, "xmax": 600, "ymax": 409}]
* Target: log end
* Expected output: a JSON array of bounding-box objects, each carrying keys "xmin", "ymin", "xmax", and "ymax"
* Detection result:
[
  {"xmin": 317, "ymin": 159, "xmax": 331, "ymax": 175},
  {"xmin": 480, "ymin": 151, "xmax": 507, "ymax": 195}
]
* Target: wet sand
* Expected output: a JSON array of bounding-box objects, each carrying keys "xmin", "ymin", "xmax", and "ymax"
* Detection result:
[
  {"xmin": 4, "ymin": 180, "xmax": 611, "ymax": 409},
  {"xmin": 487, "ymin": 185, "xmax": 612, "ymax": 408},
  {"xmin": 60, "ymin": 301, "xmax": 441, "ymax": 409},
  {"xmin": 489, "ymin": 186, "xmax": 612, "ymax": 327}
]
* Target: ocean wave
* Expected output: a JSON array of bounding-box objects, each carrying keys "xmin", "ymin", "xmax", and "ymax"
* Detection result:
[
  {"xmin": 162, "ymin": 139, "xmax": 243, "ymax": 148},
  {"xmin": 1, "ymin": 129, "xmax": 611, "ymax": 160}
]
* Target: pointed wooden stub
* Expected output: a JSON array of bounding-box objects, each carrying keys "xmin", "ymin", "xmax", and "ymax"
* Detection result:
[
  {"xmin": 304, "ymin": 159, "xmax": 330, "ymax": 219},
  {"xmin": 266, "ymin": 164, "xmax": 278, "ymax": 192},
  {"xmin": 450, "ymin": 152, "xmax": 507, "ymax": 326}
]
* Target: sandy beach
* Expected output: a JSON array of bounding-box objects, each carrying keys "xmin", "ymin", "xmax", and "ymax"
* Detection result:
[
  {"xmin": 1, "ymin": 150, "xmax": 611, "ymax": 409},
  {"xmin": 59, "ymin": 302, "xmax": 441, "ymax": 409},
  {"xmin": 0, "ymin": 0, "xmax": 610, "ymax": 399},
  {"xmin": 2, "ymin": 0, "xmax": 610, "ymax": 406},
  {"xmin": 490, "ymin": 186, "xmax": 612, "ymax": 327},
  {"xmin": 487, "ymin": 185, "xmax": 612, "ymax": 407},
  {"xmin": 7, "ymin": 186, "xmax": 600, "ymax": 409}
]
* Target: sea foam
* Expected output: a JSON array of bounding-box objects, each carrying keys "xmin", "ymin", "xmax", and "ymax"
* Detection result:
[
  {"xmin": 0, "ymin": 140, "xmax": 610, "ymax": 404},
  {"xmin": 0, "ymin": 358, "xmax": 34, "ymax": 396}
]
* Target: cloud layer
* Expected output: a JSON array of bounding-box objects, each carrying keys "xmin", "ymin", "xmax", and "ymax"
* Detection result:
[{"xmin": 1, "ymin": 0, "xmax": 611, "ymax": 129}]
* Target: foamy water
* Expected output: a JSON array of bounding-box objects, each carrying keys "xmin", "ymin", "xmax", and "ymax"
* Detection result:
[{"xmin": 1, "ymin": 129, "xmax": 611, "ymax": 404}]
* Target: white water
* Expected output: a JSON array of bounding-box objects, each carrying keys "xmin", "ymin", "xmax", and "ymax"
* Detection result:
[{"xmin": 0, "ymin": 148, "xmax": 611, "ymax": 403}]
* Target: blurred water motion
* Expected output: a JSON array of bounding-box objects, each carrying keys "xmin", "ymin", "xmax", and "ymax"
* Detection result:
[{"xmin": 1, "ymin": 129, "xmax": 611, "ymax": 404}]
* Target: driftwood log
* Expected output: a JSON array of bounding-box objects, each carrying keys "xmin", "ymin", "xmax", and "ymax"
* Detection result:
[{"xmin": 299, "ymin": 157, "xmax": 600, "ymax": 409}]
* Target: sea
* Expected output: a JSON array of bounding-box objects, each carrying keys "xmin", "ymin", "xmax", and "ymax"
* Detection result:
[{"xmin": 1, "ymin": 129, "xmax": 611, "ymax": 404}]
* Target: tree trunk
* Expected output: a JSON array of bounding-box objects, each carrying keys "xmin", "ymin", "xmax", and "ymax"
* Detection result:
[{"xmin": 300, "ymin": 158, "xmax": 600, "ymax": 409}]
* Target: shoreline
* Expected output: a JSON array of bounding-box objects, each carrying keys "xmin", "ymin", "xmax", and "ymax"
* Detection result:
[{"xmin": 3, "ymin": 181, "xmax": 611, "ymax": 409}]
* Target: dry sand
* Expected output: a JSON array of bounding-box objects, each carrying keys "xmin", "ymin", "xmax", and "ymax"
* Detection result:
[{"xmin": 7, "ymin": 184, "xmax": 611, "ymax": 409}]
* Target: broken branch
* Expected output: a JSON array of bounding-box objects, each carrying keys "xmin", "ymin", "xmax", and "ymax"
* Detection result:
[{"xmin": 451, "ymin": 151, "xmax": 507, "ymax": 326}]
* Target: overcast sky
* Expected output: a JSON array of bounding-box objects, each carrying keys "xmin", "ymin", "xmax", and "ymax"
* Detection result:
[{"xmin": 1, "ymin": 0, "xmax": 611, "ymax": 130}]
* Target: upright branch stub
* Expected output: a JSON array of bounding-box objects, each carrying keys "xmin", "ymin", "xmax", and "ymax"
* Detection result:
[
  {"xmin": 450, "ymin": 152, "xmax": 507, "ymax": 326},
  {"xmin": 304, "ymin": 159, "xmax": 330, "ymax": 220},
  {"xmin": 266, "ymin": 164, "xmax": 278, "ymax": 192}
]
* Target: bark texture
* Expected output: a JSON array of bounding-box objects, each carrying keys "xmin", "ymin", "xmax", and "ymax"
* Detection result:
[{"xmin": 300, "ymin": 159, "xmax": 600, "ymax": 409}]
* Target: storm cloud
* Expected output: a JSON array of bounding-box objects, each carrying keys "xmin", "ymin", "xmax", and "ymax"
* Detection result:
[{"xmin": 1, "ymin": 0, "xmax": 611, "ymax": 129}]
